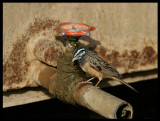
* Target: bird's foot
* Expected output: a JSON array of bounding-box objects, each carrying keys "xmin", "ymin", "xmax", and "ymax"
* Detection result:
[{"xmin": 94, "ymin": 86, "xmax": 101, "ymax": 89}]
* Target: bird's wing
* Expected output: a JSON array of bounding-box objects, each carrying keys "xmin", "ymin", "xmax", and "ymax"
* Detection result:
[{"xmin": 88, "ymin": 51, "xmax": 121, "ymax": 79}]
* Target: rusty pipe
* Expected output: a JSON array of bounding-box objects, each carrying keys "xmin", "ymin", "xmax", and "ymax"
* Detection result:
[
  {"xmin": 73, "ymin": 83, "xmax": 133, "ymax": 119},
  {"xmin": 30, "ymin": 60, "xmax": 57, "ymax": 94},
  {"xmin": 31, "ymin": 61, "xmax": 133, "ymax": 119}
]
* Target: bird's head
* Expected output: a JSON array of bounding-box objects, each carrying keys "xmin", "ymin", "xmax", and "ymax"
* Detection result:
[{"xmin": 72, "ymin": 48, "xmax": 87, "ymax": 62}]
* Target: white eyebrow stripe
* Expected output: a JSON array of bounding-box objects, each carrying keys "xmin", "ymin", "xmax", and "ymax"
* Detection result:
[
  {"xmin": 79, "ymin": 51, "xmax": 85, "ymax": 57},
  {"xmin": 74, "ymin": 48, "xmax": 85, "ymax": 57}
]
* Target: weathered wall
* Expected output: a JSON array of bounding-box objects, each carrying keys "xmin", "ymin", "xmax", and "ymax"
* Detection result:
[{"xmin": 3, "ymin": 3, "xmax": 157, "ymax": 91}]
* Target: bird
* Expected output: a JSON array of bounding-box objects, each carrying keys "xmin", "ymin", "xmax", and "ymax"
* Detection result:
[{"xmin": 72, "ymin": 47, "xmax": 139, "ymax": 93}]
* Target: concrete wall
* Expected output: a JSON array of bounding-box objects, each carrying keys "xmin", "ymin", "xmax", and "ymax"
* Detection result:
[{"xmin": 3, "ymin": 3, "xmax": 157, "ymax": 70}]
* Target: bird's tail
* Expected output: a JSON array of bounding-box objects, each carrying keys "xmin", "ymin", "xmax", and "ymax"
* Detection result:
[{"xmin": 112, "ymin": 77, "xmax": 139, "ymax": 93}]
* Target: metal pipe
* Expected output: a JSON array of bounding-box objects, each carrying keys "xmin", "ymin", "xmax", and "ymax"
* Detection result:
[
  {"xmin": 32, "ymin": 61, "xmax": 133, "ymax": 119},
  {"xmin": 30, "ymin": 60, "xmax": 57, "ymax": 94},
  {"xmin": 73, "ymin": 83, "xmax": 133, "ymax": 119}
]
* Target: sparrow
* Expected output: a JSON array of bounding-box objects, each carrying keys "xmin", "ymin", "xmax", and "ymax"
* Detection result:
[{"xmin": 72, "ymin": 48, "xmax": 138, "ymax": 93}]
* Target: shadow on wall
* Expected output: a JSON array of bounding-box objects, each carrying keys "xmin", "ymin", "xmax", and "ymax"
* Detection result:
[{"xmin": 55, "ymin": 35, "xmax": 101, "ymax": 51}]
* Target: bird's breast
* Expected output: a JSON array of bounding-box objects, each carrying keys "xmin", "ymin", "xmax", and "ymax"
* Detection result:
[{"xmin": 81, "ymin": 59, "xmax": 104, "ymax": 80}]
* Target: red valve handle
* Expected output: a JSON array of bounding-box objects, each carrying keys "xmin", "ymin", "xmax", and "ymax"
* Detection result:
[
  {"xmin": 89, "ymin": 26, "xmax": 95, "ymax": 31},
  {"xmin": 52, "ymin": 23, "xmax": 95, "ymax": 36}
]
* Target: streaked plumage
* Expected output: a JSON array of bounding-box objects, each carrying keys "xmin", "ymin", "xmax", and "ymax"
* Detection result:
[{"xmin": 72, "ymin": 48, "xmax": 138, "ymax": 93}]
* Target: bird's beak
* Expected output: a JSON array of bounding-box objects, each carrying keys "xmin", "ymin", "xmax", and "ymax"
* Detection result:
[{"xmin": 72, "ymin": 57, "xmax": 78, "ymax": 62}]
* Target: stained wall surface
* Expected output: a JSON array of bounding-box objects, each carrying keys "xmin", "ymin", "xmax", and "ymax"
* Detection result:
[{"xmin": 3, "ymin": 3, "xmax": 157, "ymax": 106}]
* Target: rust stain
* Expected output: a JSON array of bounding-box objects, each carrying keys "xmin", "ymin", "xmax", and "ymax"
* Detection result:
[
  {"xmin": 33, "ymin": 39, "xmax": 47, "ymax": 56},
  {"xmin": 121, "ymin": 50, "xmax": 129, "ymax": 58},
  {"xmin": 140, "ymin": 46, "xmax": 157, "ymax": 65},
  {"xmin": 3, "ymin": 36, "xmax": 30, "ymax": 91},
  {"xmin": 27, "ymin": 18, "xmax": 59, "ymax": 36},
  {"xmin": 105, "ymin": 50, "xmax": 121, "ymax": 68},
  {"xmin": 3, "ymin": 18, "xmax": 60, "ymax": 91},
  {"xmin": 98, "ymin": 46, "xmax": 106, "ymax": 57},
  {"xmin": 130, "ymin": 50, "xmax": 139, "ymax": 58},
  {"xmin": 42, "ymin": 32, "xmax": 46, "ymax": 36},
  {"xmin": 127, "ymin": 50, "xmax": 140, "ymax": 69},
  {"xmin": 44, "ymin": 46, "xmax": 59, "ymax": 63},
  {"xmin": 143, "ymin": 46, "xmax": 155, "ymax": 57},
  {"xmin": 97, "ymin": 45, "xmax": 157, "ymax": 71},
  {"xmin": 33, "ymin": 39, "xmax": 64, "ymax": 66}
]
